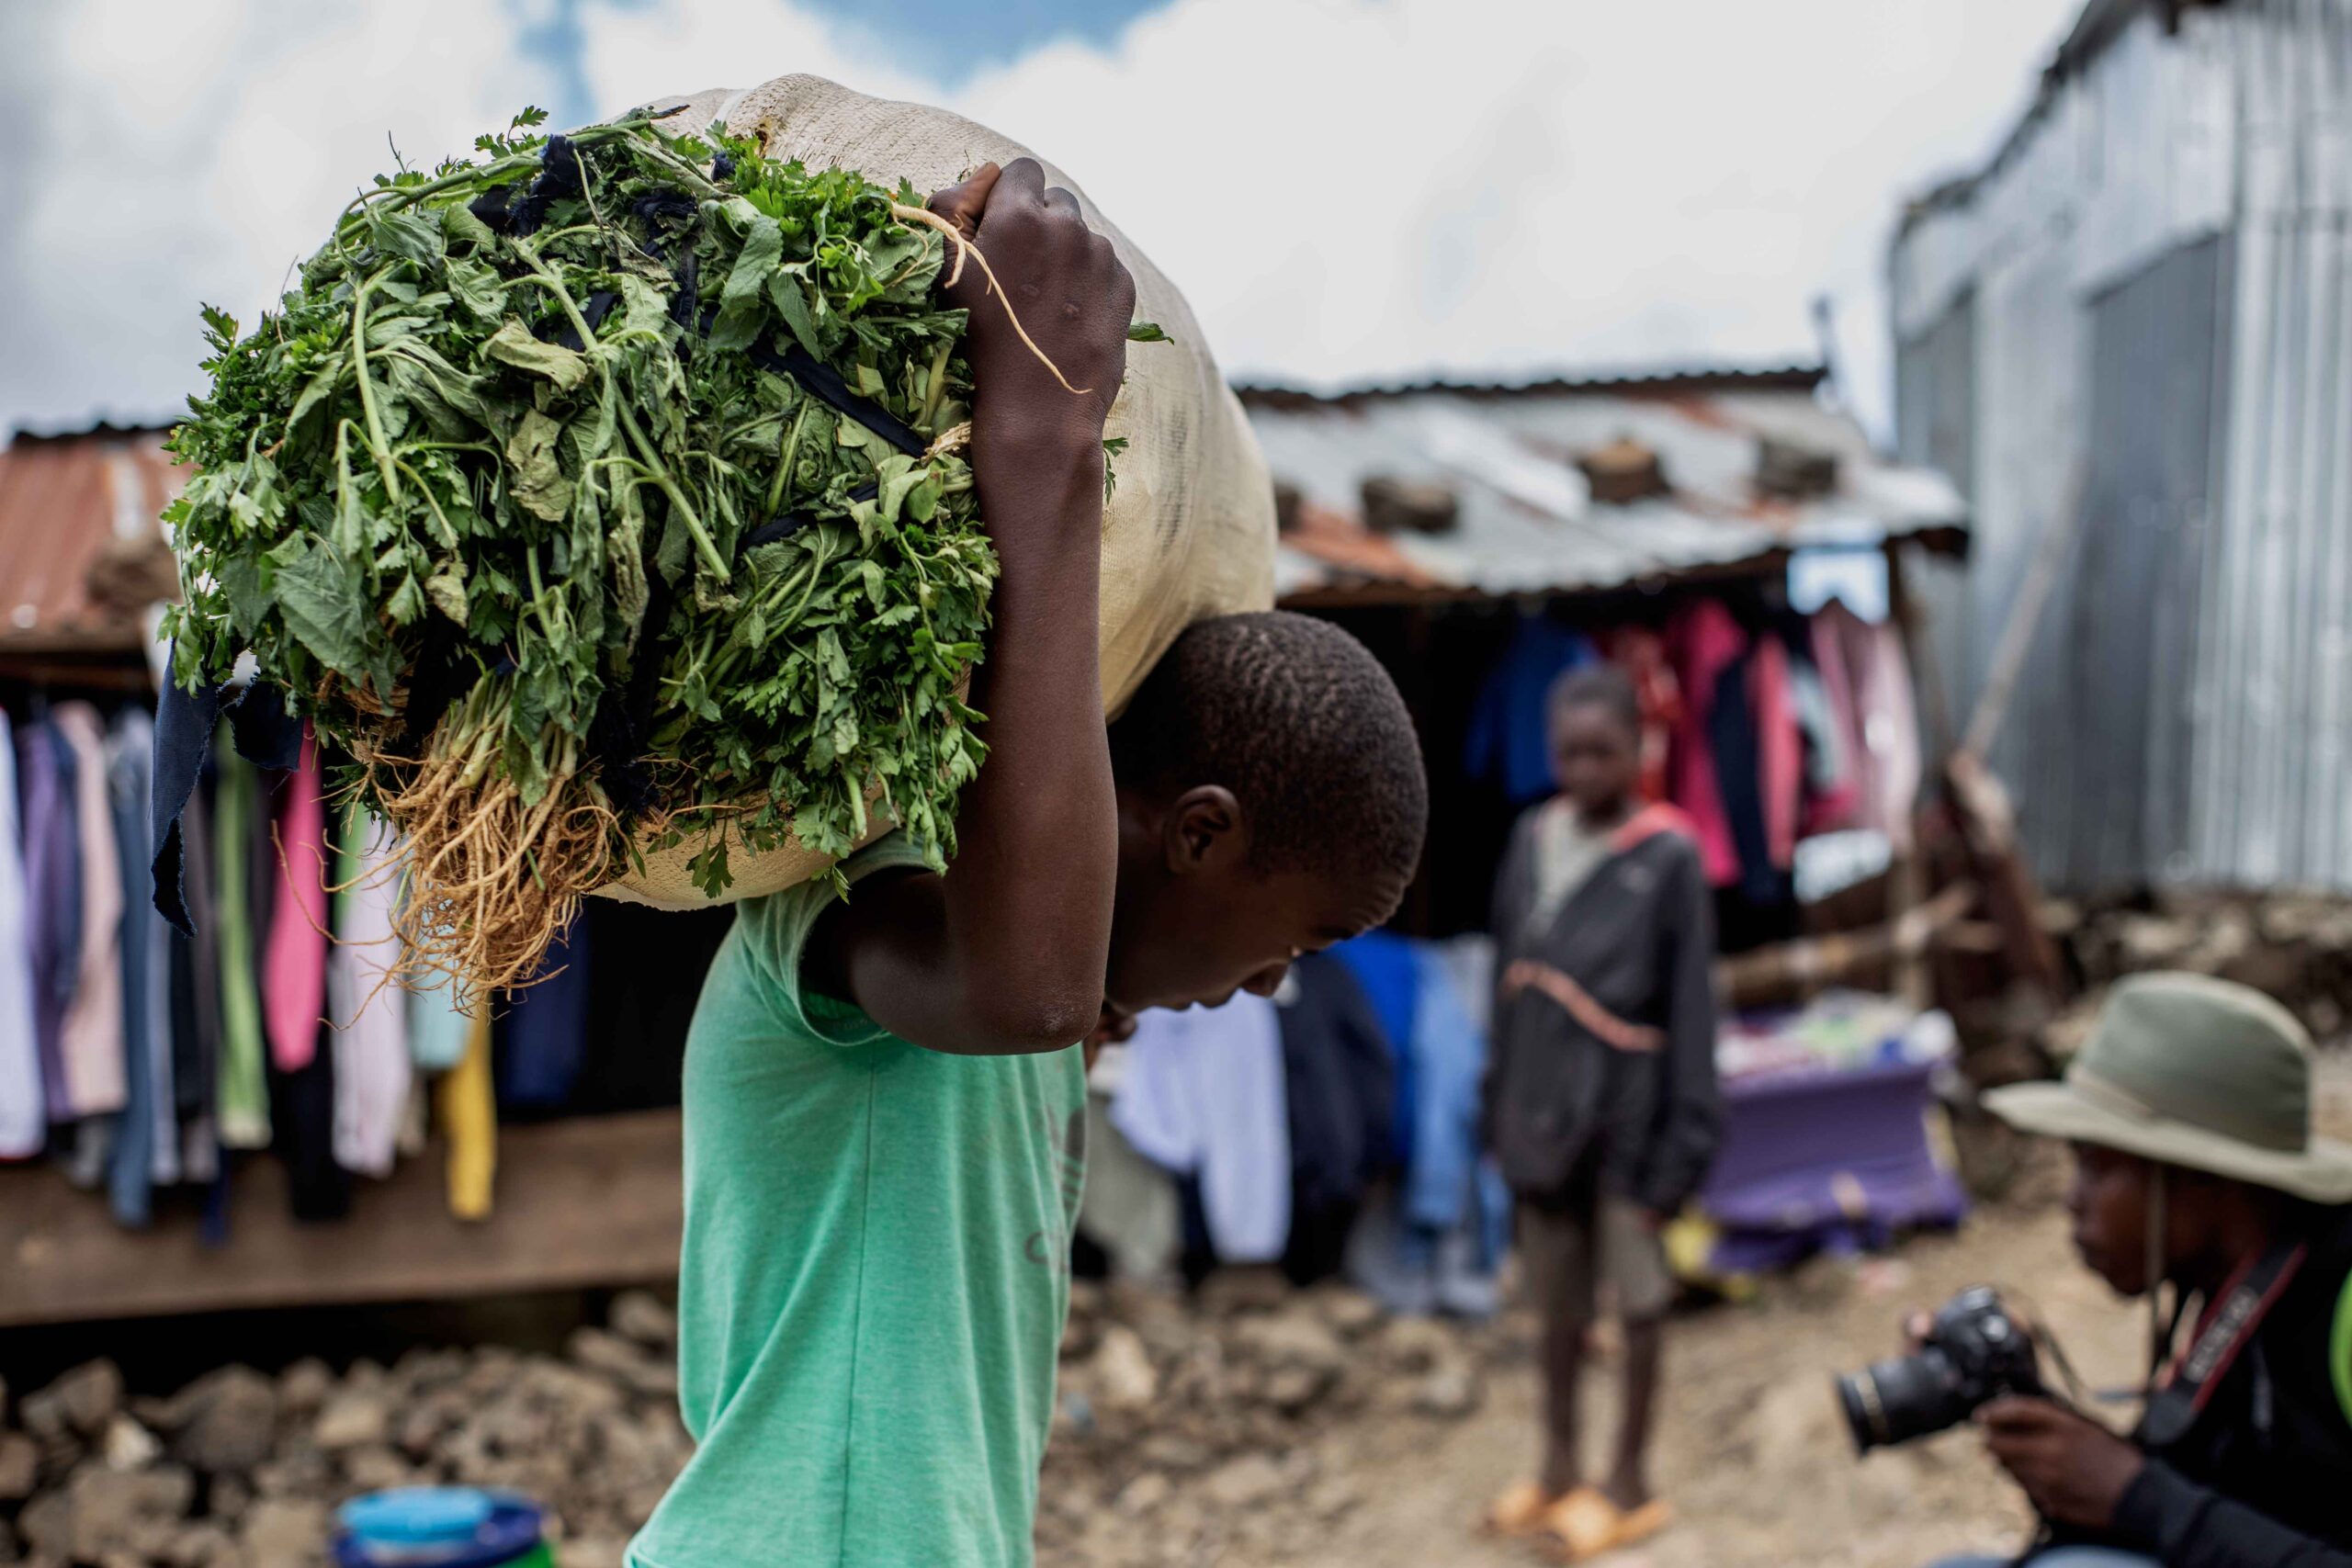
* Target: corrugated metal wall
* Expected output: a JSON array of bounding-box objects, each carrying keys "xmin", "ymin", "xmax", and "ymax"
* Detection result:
[
  {"xmin": 1894, "ymin": 290, "xmax": 1976, "ymax": 759},
  {"xmin": 1890, "ymin": 0, "xmax": 2352, "ymax": 893},
  {"xmin": 2066, "ymin": 237, "xmax": 2225, "ymax": 889},
  {"xmin": 2190, "ymin": 0, "xmax": 2352, "ymax": 887}
]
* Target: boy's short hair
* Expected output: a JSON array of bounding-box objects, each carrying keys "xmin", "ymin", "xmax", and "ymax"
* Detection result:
[
  {"xmin": 1547, "ymin": 663, "xmax": 1641, "ymax": 741},
  {"xmin": 1109, "ymin": 611, "xmax": 1428, "ymax": 881}
]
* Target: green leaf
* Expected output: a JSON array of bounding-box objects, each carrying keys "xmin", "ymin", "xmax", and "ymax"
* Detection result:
[
  {"xmin": 504, "ymin": 408, "xmax": 574, "ymax": 522},
  {"xmin": 445, "ymin": 258, "xmax": 507, "ymax": 321},
  {"xmin": 387, "ymin": 572, "xmax": 426, "ymax": 626},
  {"xmin": 220, "ymin": 554, "xmax": 272, "ymax": 639},
  {"xmin": 270, "ymin": 537, "xmax": 377, "ymax": 689},
  {"xmin": 369, "ymin": 209, "xmax": 446, "ymax": 267},
  {"xmin": 1126, "ymin": 321, "xmax": 1171, "ymax": 344},
  {"xmin": 709, "ymin": 210, "xmax": 784, "ymax": 353},
  {"xmin": 484, "ymin": 319, "xmax": 591, "ymax": 391},
  {"xmin": 766, "ymin": 268, "xmax": 823, "ymax": 357},
  {"xmin": 439, "ymin": 203, "xmax": 500, "ymax": 253},
  {"xmin": 424, "ymin": 563, "xmax": 469, "ymax": 626},
  {"xmin": 616, "ymin": 274, "xmax": 672, "ymax": 340}
]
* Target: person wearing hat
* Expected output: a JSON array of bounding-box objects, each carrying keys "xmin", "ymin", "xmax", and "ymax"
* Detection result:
[{"xmin": 1933, "ymin": 972, "xmax": 2352, "ymax": 1568}]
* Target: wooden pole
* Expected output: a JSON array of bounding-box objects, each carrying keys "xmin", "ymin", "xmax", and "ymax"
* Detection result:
[{"xmin": 1884, "ymin": 543, "xmax": 1934, "ymax": 1008}]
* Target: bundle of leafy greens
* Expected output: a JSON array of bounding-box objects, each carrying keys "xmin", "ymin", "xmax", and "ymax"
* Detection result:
[{"xmin": 163, "ymin": 106, "xmax": 1130, "ymax": 1002}]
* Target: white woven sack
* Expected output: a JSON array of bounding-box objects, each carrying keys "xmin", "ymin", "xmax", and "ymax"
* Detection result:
[{"xmin": 597, "ymin": 76, "xmax": 1274, "ymax": 908}]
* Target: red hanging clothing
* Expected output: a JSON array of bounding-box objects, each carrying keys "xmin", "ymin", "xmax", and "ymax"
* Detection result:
[{"xmin": 262, "ymin": 728, "xmax": 330, "ymax": 1072}]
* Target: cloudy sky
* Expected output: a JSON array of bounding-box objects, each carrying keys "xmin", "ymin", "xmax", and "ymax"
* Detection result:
[{"xmin": 0, "ymin": 0, "xmax": 2080, "ymax": 447}]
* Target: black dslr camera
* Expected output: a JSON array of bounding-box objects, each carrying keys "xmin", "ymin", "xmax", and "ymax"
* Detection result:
[{"xmin": 1836, "ymin": 1286, "xmax": 2041, "ymax": 1451}]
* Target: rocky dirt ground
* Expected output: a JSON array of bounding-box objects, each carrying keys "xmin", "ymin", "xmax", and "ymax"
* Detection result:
[
  {"xmin": 0, "ymin": 1173, "xmax": 2138, "ymax": 1568},
  {"xmin": 2, "ymin": 988, "xmax": 2340, "ymax": 1567}
]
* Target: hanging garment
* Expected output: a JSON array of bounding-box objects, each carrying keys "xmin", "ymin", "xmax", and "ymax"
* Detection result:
[
  {"xmin": 1400, "ymin": 945, "xmax": 1491, "ymax": 1235},
  {"xmin": 1110, "ymin": 994, "xmax": 1290, "ymax": 1263},
  {"xmin": 1332, "ymin": 929, "xmax": 1421, "ymax": 1169},
  {"xmin": 0, "ymin": 711, "xmax": 45, "ymax": 1158},
  {"xmin": 169, "ymin": 777, "xmax": 222, "ymax": 1176},
  {"xmin": 1751, "ymin": 633, "xmax": 1802, "ymax": 876},
  {"xmin": 574, "ymin": 902, "xmax": 731, "ymax": 1111},
  {"xmin": 209, "ymin": 749, "xmax": 271, "ymax": 1148},
  {"xmin": 1346, "ymin": 946, "xmax": 1514, "ymax": 1317},
  {"xmin": 261, "ymin": 728, "xmax": 329, "ymax": 1073},
  {"xmin": 326, "ymin": 810, "xmax": 411, "ymax": 1177},
  {"xmin": 440, "ymin": 1008, "xmax": 496, "ymax": 1221},
  {"xmin": 407, "ymin": 982, "xmax": 472, "ymax": 1072},
  {"xmin": 1708, "ymin": 652, "xmax": 1776, "ymax": 906},
  {"xmin": 121, "ymin": 712, "xmax": 180, "ymax": 1189},
  {"xmin": 494, "ymin": 921, "xmax": 591, "ymax": 1111},
  {"xmin": 1788, "ymin": 649, "xmax": 1857, "ymax": 834},
  {"xmin": 267, "ymin": 1018, "xmax": 349, "ymax": 1223},
  {"xmin": 1274, "ymin": 954, "xmax": 1395, "ymax": 1284},
  {"xmin": 1432, "ymin": 931, "xmax": 1497, "ymax": 1043},
  {"xmin": 1464, "ymin": 615, "xmax": 1598, "ymax": 805},
  {"xmin": 1815, "ymin": 601, "xmax": 1922, "ymax": 853},
  {"xmin": 17, "ymin": 716, "xmax": 81, "ymax": 1125},
  {"xmin": 53, "ymin": 702, "xmax": 126, "ymax": 1119},
  {"xmin": 1343, "ymin": 1173, "xmax": 1509, "ymax": 1319},
  {"xmin": 1663, "ymin": 602, "xmax": 1748, "ymax": 887},
  {"xmin": 105, "ymin": 708, "xmax": 171, "ymax": 1225},
  {"xmin": 1074, "ymin": 1085, "xmax": 1180, "ymax": 1285},
  {"xmin": 1600, "ymin": 626, "xmax": 1682, "ymax": 807}
]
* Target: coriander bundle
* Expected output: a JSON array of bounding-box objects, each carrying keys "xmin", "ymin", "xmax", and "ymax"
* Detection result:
[{"xmin": 163, "ymin": 106, "xmax": 1139, "ymax": 1005}]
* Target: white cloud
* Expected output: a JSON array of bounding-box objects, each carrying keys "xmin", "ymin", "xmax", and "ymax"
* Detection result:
[
  {"xmin": 0, "ymin": 0, "xmax": 2080, "ymax": 445},
  {"xmin": 0, "ymin": 0, "xmax": 566, "ymax": 434}
]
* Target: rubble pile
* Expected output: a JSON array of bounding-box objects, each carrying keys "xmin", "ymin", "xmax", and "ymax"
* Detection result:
[
  {"xmin": 2043, "ymin": 889, "xmax": 2352, "ymax": 1048},
  {"xmin": 0, "ymin": 1297, "xmax": 688, "ymax": 1568},
  {"xmin": 0, "ymin": 1280, "xmax": 1503, "ymax": 1568},
  {"xmin": 1038, "ymin": 1276, "xmax": 1504, "ymax": 1568}
]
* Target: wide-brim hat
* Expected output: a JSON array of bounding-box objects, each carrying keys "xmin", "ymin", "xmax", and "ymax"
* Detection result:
[{"xmin": 1984, "ymin": 972, "xmax": 2352, "ymax": 1204}]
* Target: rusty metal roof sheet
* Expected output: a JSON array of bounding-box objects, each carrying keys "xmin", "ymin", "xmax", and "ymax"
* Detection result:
[
  {"xmin": 0, "ymin": 424, "xmax": 186, "ymax": 655},
  {"xmin": 1240, "ymin": 373, "xmax": 1967, "ymax": 605}
]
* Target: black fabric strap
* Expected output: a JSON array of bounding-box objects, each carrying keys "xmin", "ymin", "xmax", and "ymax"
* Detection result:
[
  {"xmin": 150, "ymin": 667, "xmax": 301, "ymax": 935},
  {"xmin": 2139, "ymin": 1238, "xmax": 2308, "ymax": 1450},
  {"xmin": 691, "ymin": 303, "xmax": 929, "ymax": 459}
]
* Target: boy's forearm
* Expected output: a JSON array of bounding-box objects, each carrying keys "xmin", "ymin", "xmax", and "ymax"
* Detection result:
[
  {"xmin": 940, "ymin": 431, "xmax": 1117, "ymax": 1046},
  {"xmin": 811, "ymin": 159, "xmax": 1132, "ymax": 1055}
]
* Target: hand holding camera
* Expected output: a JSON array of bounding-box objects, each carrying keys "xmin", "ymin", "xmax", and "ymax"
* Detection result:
[
  {"xmin": 1836, "ymin": 1287, "xmax": 2044, "ymax": 1450},
  {"xmin": 1976, "ymin": 1395, "xmax": 2144, "ymax": 1532},
  {"xmin": 1837, "ymin": 1287, "xmax": 2143, "ymax": 1533}
]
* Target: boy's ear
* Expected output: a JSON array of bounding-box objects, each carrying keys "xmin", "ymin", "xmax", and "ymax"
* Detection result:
[{"xmin": 1163, "ymin": 784, "xmax": 1245, "ymax": 874}]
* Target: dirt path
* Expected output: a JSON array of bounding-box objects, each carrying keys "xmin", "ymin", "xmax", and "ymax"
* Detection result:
[{"xmin": 1271, "ymin": 1199, "xmax": 2145, "ymax": 1568}]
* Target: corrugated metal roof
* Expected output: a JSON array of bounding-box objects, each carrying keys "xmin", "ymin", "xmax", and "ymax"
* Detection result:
[
  {"xmin": 0, "ymin": 376, "xmax": 1970, "ymax": 650},
  {"xmin": 1895, "ymin": 0, "xmax": 2234, "ymax": 240},
  {"xmin": 0, "ymin": 424, "xmax": 185, "ymax": 654},
  {"xmin": 1242, "ymin": 374, "xmax": 1968, "ymax": 604}
]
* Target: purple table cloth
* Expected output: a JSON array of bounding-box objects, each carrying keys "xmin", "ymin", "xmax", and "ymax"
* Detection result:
[{"xmin": 1698, "ymin": 1055, "xmax": 1967, "ymax": 1275}]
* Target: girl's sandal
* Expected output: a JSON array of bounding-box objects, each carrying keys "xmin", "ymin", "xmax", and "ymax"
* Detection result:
[
  {"xmin": 1480, "ymin": 1480, "xmax": 1560, "ymax": 1538},
  {"xmin": 1539, "ymin": 1488, "xmax": 1625, "ymax": 1561}
]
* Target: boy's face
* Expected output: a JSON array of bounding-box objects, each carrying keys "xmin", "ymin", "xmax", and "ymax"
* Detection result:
[
  {"xmin": 2065, "ymin": 1142, "xmax": 2154, "ymax": 1295},
  {"xmin": 1104, "ymin": 787, "xmax": 1408, "ymax": 1015},
  {"xmin": 1551, "ymin": 702, "xmax": 1638, "ymax": 817}
]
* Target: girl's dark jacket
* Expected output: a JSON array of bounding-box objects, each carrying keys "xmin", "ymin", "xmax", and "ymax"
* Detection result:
[{"xmin": 1483, "ymin": 801, "xmax": 1722, "ymax": 1214}]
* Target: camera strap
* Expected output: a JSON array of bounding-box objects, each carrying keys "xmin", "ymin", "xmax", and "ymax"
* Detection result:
[{"xmin": 2139, "ymin": 1236, "xmax": 2307, "ymax": 1450}]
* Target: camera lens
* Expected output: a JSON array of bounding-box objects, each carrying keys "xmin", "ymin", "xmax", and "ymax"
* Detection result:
[
  {"xmin": 1835, "ymin": 1368, "xmax": 1893, "ymax": 1452},
  {"xmin": 1836, "ymin": 1348, "xmax": 1973, "ymax": 1452}
]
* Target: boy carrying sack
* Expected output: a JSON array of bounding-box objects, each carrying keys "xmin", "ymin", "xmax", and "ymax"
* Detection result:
[{"xmin": 627, "ymin": 158, "xmax": 1429, "ymax": 1568}]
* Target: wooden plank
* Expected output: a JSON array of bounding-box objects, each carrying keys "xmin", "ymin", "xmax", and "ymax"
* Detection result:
[
  {"xmin": 1715, "ymin": 880, "xmax": 1977, "ymax": 1010},
  {"xmin": 0, "ymin": 1110, "xmax": 683, "ymax": 1328},
  {"xmin": 1942, "ymin": 752, "xmax": 2067, "ymax": 1002}
]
